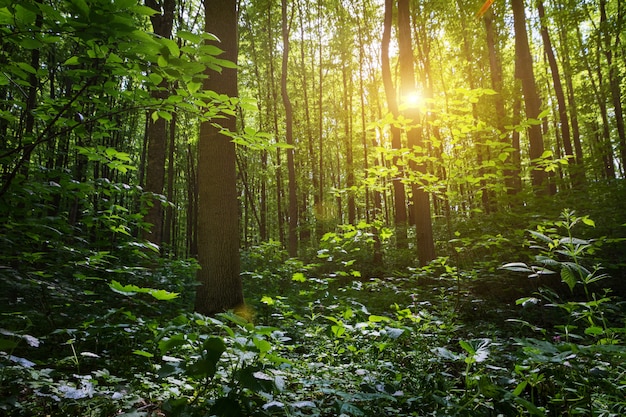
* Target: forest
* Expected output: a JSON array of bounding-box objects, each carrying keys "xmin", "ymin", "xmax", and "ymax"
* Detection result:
[{"xmin": 1, "ymin": 0, "xmax": 625, "ymax": 415}]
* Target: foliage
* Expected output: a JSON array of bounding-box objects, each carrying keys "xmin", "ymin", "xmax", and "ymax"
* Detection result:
[
  {"xmin": 2, "ymin": 209, "xmax": 624, "ymax": 416},
  {"xmin": 1, "ymin": 0, "xmax": 626, "ymax": 414}
]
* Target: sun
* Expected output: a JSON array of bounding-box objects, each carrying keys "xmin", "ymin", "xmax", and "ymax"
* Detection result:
[{"xmin": 401, "ymin": 91, "xmax": 423, "ymax": 109}]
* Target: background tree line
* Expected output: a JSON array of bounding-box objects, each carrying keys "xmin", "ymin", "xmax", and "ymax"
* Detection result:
[{"xmin": 1, "ymin": 0, "xmax": 625, "ymax": 309}]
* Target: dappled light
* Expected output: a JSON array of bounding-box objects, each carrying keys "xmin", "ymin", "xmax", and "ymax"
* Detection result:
[{"xmin": 1, "ymin": 0, "xmax": 625, "ymax": 415}]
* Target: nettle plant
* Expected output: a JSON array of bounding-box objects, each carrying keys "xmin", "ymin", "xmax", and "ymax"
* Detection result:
[
  {"xmin": 501, "ymin": 210, "xmax": 626, "ymax": 415},
  {"xmin": 503, "ymin": 209, "xmax": 606, "ymax": 295}
]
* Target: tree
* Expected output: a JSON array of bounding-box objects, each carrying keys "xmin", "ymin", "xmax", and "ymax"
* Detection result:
[
  {"xmin": 382, "ymin": 0, "xmax": 408, "ymax": 248},
  {"xmin": 397, "ymin": 0, "xmax": 435, "ymax": 264},
  {"xmin": 512, "ymin": 0, "xmax": 547, "ymax": 193},
  {"xmin": 281, "ymin": 0, "xmax": 298, "ymax": 257},
  {"xmin": 536, "ymin": 0, "xmax": 580, "ymax": 187},
  {"xmin": 142, "ymin": 0, "xmax": 176, "ymax": 248},
  {"xmin": 194, "ymin": 0, "xmax": 244, "ymax": 316}
]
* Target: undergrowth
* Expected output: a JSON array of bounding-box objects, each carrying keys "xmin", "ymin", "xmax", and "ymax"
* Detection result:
[{"xmin": 1, "ymin": 209, "xmax": 626, "ymax": 416}]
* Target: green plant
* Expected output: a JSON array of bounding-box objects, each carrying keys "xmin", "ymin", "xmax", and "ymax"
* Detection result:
[{"xmin": 501, "ymin": 210, "xmax": 626, "ymax": 415}]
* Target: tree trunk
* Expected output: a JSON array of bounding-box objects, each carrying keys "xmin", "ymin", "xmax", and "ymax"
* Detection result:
[
  {"xmin": 281, "ymin": 0, "xmax": 298, "ymax": 257},
  {"xmin": 553, "ymin": 0, "xmax": 585, "ymax": 185},
  {"xmin": 342, "ymin": 60, "xmax": 356, "ymax": 225},
  {"xmin": 600, "ymin": 0, "xmax": 626, "ymax": 176},
  {"xmin": 484, "ymin": 9, "xmax": 514, "ymax": 198},
  {"xmin": 537, "ymin": 0, "xmax": 579, "ymax": 188},
  {"xmin": 382, "ymin": 0, "xmax": 408, "ymax": 248},
  {"xmin": 195, "ymin": 0, "xmax": 244, "ymax": 316},
  {"xmin": 298, "ymin": 0, "xmax": 319, "ymax": 242},
  {"xmin": 397, "ymin": 0, "xmax": 435, "ymax": 265},
  {"xmin": 512, "ymin": 0, "xmax": 547, "ymax": 193},
  {"xmin": 577, "ymin": 23, "xmax": 616, "ymax": 179},
  {"xmin": 142, "ymin": 0, "xmax": 175, "ymax": 248}
]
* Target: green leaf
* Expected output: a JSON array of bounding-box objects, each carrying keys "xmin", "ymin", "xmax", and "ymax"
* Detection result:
[
  {"xmin": 0, "ymin": 338, "xmax": 18, "ymax": 351},
  {"xmin": 148, "ymin": 289, "xmax": 179, "ymax": 300},
  {"xmin": 253, "ymin": 338, "xmax": 271, "ymax": 353},
  {"xmin": 204, "ymin": 336, "xmax": 226, "ymax": 356},
  {"xmin": 528, "ymin": 230, "xmax": 554, "ymax": 245},
  {"xmin": 131, "ymin": 5, "xmax": 159, "ymax": 16},
  {"xmin": 157, "ymin": 111, "xmax": 172, "ymax": 122},
  {"xmin": 260, "ymin": 295, "xmax": 275, "ymax": 305},
  {"xmin": 109, "ymin": 280, "xmax": 179, "ymax": 301},
  {"xmin": 537, "ymin": 108, "xmax": 551, "ymax": 119},
  {"xmin": 177, "ymin": 30, "xmax": 203, "ymax": 44},
  {"xmin": 16, "ymin": 62, "xmax": 36, "ymax": 74},
  {"xmin": 70, "ymin": 0, "xmax": 90, "ymax": 17},
  {"xmin": 292, "ymin": 272, "xmax": 306, "ymax": 282},
  {"xmin": 584, "ymin": 326, "xmax": 604, "ymax": 336},
  {"xmin": 560, "ymin": 266, "xmax": 577, "ymax": 292},
  {"xmin": 109, "ymin": 280, "xmax": 141, "ymax": 296},
  {"xmin": 459, "ymin": 340, "xmax": 475, "ymax": 355},
  {"xmin": 63, "ymin": 56, "xmax": 81, "ymax": 66},
  {"xmin": 161, "ymin": 38, "xmax": 180, "ymax": 58},
  {"xmin": 133, "ymin": 350, "xmax": 154, "ymax": 358},
  {"xmin": 158, "ymin": 334, "xmax": 186, "ymax": 354},
  {"xmin": 148, "ymin": 73, "xmax": 163, "ymax": 86},
  {"xmin": 368, "ymin": 315, "xmax": 391, "ymax": 323},
  {"xmin": 581, "ymin": 217, "xmax": 595, "ymax": 227},
  {"xmin": 513, "ymin": 380, "xmax": 528, "ymax": 396}
]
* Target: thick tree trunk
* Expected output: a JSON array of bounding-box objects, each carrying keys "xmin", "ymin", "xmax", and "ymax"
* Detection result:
[
  {"xmin": 397, "ymin": 0, "xmax": 435, "ymax": 265},
  {"xmin": 195, "ymin": 0, "xmax": 243, "ymax": 316},
  {"xmin": 512, "ymin": 0, "xmax": 547, "ymax": 193},
  {"xmin": 382, "ymin": 0, "xmax": 408, "ymax": 248}
]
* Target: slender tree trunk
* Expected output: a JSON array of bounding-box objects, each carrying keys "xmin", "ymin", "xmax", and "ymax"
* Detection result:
[
  {"xmin": 577, "ymin": 24, "xmax": 616, "ymax": 179},
  {"xmin": 356, "ymin": 10, "xmax": 371, "ymax": 223},
  {"xmin": 142, "ymin": 0, "xmax": 175, "ymax": 248},
  {"xmin": 163, "ymin": 110, "xmax": 177, "ymax": 252},
  {"xmin": 317, "ymin": 0, "xmax": 325, "ymax": 237},
  {"xmin": 266, "ymin": 6, "xmax": 285, "ymax": 244},
  {"xmin": 342, "ymin": 60, "xmax": 356, "ymax": 225},
  {"xmin": 382, "ymin": 0, "xmax": 408, "ymax": 248},
  {"xmin": 484, "ymin": 9, "xmax": 514, "ymax": 199},
  {"xmin": 297, "ymin": 0, "xmax": 319, "ymax": 241},
  {"xmin": 600, "ymin": 0, "xmax": 626, "ymax": 175},
  {"xmin": 195, "ymin": 0, "xmax": 243, "ymax": 316},
  {"xmin": 186, "ymin": 143, "xmax": 198, "ymax": 257},
  {"xmin": 281, "ymin": 0, "xmax": 298, "ymax": 257},
  {"xmin": 552, "ymin": 0, "xmax": 585, "ymax": 185},
  {"xmin": 537, "ymin": 0, "xmax": 579, "ymax": 188}
]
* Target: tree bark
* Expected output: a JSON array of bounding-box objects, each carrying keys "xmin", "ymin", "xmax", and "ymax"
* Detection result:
[
  {"xmin": 142, "ymin": 0, "xmax": 175, "ymax": 248},
  {"xmin": 537, "ymin": 0, "xmax": 580, "ymax": 188},
  {"xmin": 512, "ymin": 0, "xmax": 547, "ymax": 193},
  {"xmin": 397, "ymin": 0, "xmax": 435, "ymax": 264},
  {"xmin": 195, "ymin": 0, "xmax": 244, "ymax": 316},
  {"xmin": 281, "ymin": 0, "xmax": 298, "ymax": 257},
  {"xmin": 382, "ymin": 0, "xmax": 408, "ymax": 248},
  {"xmin": 600, "ymin": 0, "xmax": 626, "ymax": 176}
]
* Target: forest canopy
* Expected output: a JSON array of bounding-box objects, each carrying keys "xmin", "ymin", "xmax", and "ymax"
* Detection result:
[{"xmin": 1, "ymin": 0, "xmax": 626, "ymax": 415}]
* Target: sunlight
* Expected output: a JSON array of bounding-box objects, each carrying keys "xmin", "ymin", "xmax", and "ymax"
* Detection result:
[{"xmin": 401, "ymin": 91, "xmax": 424, "ymax": 109}]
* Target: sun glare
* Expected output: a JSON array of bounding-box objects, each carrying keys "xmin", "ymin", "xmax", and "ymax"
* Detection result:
[{"xmin": 402, "ymin": 91, "xmax": 423, "ymax": 108}]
